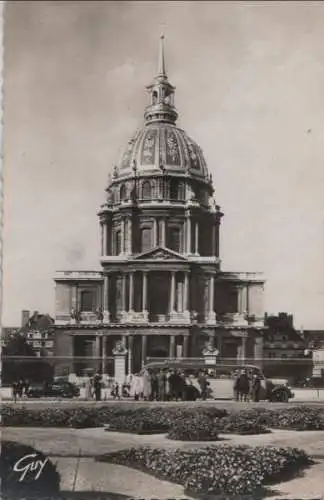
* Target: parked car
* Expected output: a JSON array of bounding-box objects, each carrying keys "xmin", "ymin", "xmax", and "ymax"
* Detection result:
[
  {"xmin": 27, "ymin": 380, "xmax": 80, "ymax": 398},
  {"xmin": 142, "ymin": 361, "xmax": 294, "ymax": 402}
]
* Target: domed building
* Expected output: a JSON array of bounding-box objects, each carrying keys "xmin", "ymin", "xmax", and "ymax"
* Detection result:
[{"xmin": 54, "ymin": 37, "xmax": 265, "ymax": 376}]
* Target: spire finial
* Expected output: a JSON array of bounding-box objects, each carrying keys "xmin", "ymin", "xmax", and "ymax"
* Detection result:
[{"xmin": 158, "ymin": 33, "xmax": 166, "ymax": 77}]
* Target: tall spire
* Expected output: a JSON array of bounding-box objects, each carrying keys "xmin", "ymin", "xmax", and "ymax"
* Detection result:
[
  {"xmin": 158, "ymin": 34, "xmax": 166, "ymax": 77},
  {"xmin": 144, "ymin": 35, "xmax": 178, "ymax": 125}
]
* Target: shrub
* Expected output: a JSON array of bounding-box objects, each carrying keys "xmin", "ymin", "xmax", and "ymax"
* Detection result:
[
  {"xmin": 0, "ymin": 441, "xmax": 61, "ymax": 498},
  {"xmin": 167, "ymin": 412, "xmax": 219, "ymax": 441},
  {"xmin": 98, "ymin": 445, "xmax": 313, "ymax": 496},
  {"xmin": 215, "ymin": 411, "xmax": 271, "ymax": 435}
]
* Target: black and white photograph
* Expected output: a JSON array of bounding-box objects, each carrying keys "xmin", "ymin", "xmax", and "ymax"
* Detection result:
[{"xmin": 2, "ymin": 1, "xmax": 324, "ymax": 498}]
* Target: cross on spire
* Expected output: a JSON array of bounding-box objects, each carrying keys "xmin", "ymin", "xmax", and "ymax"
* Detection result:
[{"xmin": 158, "ymin": 33, "xmax": 166, "ymax": 77}]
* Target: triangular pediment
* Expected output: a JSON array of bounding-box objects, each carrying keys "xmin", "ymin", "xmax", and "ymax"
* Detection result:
[{"xmin": 133, "ymin": 246, "xmax": 188, "ymax": 261}]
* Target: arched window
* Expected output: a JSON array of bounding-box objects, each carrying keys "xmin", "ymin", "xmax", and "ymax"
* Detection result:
[
  {"xmin": 80, "ymin": 290, "xmax": 94, "ymax": 312},
  {"xmin": 141, "ymin": 180, "xmax": 152, "ymax": 200},
  {"xmin": 120, "ymin": 184, "xmax": 127, "ymax": 201},
  {"xmin": 141, "ymin": 228, "xmax": 151, "ymax": 252},
  {"xmin": 152, "ymin": 91, "xmax": 158, "ymax": 104},
  {"xmin": 168, "ymin": 227, "xmax": 181, "ymax": 253}
]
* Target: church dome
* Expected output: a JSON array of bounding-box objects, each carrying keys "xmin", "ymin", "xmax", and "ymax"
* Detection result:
[
  {"xmin": 118, "ymin": 123, "xmax": 209, "ymax": 182},
  {"xmin": 110, "ymin": 35, "xmax": 212, "ymax": 189}
]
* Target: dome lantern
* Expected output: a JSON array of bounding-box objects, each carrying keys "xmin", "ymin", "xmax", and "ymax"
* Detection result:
[{"xmin": 144, "ymin": 35, "xmax": 178, "ymax": 126}]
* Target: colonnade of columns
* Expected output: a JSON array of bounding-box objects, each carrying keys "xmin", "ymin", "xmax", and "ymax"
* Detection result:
[
  {"xmin": 102, "ymin": 271, "xmax": 219, "ymax": 324},
  {"xmin": 93, "ymin": 333, "xmax": 190, "ymax": 373},
  {"xmin": 103, "ymin": 270, "xmax": 195, "ymax": 322},
  {"xmin": 100, "ymin": 213, "xmax": 219, "ymax": 257}
]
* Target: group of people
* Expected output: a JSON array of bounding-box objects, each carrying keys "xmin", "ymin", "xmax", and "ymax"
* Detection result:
[
  {"xmin": 125, "ymin": 368, "xmax": 209, "ymax": 402},
  {"xmin": 84, "ymin": 372, "xmax": 102, "ymax": 401},
  {"xmin": 233, "ymin": 369, "xmax": 261, "ymax": 402},
  {"xmin": 12, "ymin": 379, "xmax": 30, "ymax": 401}
]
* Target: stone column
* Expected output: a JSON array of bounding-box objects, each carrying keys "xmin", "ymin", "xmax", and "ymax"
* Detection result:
[
  {"xmin": 128, "ymin": 217, "xmax": 132, "ymax": 254},
  {"xmin": 142, "ymin": 271, "xmax": 148, "ymax": 321},
  {"xmin": 241, "ymin": 286, "xmax": 248, "ymax": 314},
  {"xmin": 103, "ymin": 275, "xmax": 110, "ymax": 323},
  {"xmin": 254, "ymin": 336, "xmax": 264, "ymax": 368},
  {"xmin": 100, "ymin": 223, "xmax": 104, "ymax": 256},
  {"xmin": 195, "ymin": 221, "xmax": 199, "ymax": 255},
  {"xmin": 183, "ymin": 336, "xmax": 189, "ymax": 358},
  {"xmin": 153, "ymin": 219, "xmax": 158, "ymax": 247},
  {"xmin": 129, "ymin": 272, "xmax": 134, "ymax": 313},
  {"xmin": 128, "ymin": 335, "xmax": 133, "ymax": 374},
  {"xmin": 95, "ymin": 335, "xmax": 101, "ymax": 371},
  {"xmin": 170, "ymin": 271, "xmax": 176, "ymax": 315},
  {"xmin": 122, "ymin": 273, "xmax": 127, "ymax": 316},
  {"xmin": 186, "ymin": 216, "xmax": 191, "ymax": 254},
  {"xmin": 161, "ymin": 219, "xmax": 166, "ymax": 246},
  {"xmin": 121, "ymin": 217, "xmax": 125, "ymax": 254},
  {"xmin": 103, "ymin": 223, "xmax": 108, "ymax": 256},
  {"xmin": 141, "ymin": 335, "xmax": 147, "ymax": 367},
  {"xmin": 102, "ymin": 337, "xmax": 107, "ymax": 374},
  {"xmin": 207, "ymin": 275, "xmax": 216, "ymax": 323},
  {"xmin": 169, "ymin": 335, "xmax": 176, "ymax": 357},
  {"xmin": 184, "ymin": 272, "xmax": 189, "ymax": 309}
]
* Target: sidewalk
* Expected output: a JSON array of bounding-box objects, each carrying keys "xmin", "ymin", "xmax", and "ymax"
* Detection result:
[{"xmin": 3, "ymin": 426, "xmax": 324, "ymax": 498}]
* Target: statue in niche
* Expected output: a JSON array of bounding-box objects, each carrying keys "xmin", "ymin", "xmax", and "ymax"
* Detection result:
[
  {"xmin": 113, "ymin": 339, "xmax": 128, "ymax": 355},
  {"xmin": 96, "ymin": 308, "xmax": 103, "ymax": 321}
]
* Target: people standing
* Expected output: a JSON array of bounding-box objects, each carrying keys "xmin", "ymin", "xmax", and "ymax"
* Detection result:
[
  {"xmin": 238, "ymin": 370, "xmax": 250, "ymax": 402},
  {"xmin": 233, "ymin": 371, "xmax": 240, "ymax": 401},
  {"xmin": 151, "ymin": 371, "xmax": 159, "ymax": 401},
  {"xmin": 85, "ymin": 375, "xmax": 92, "ymax": 400},
  {"xmin": 130, "ymin": 373, "xmax": 142, "ymax": 401},
  {"xmin": 142, "ymin": 369, "xmax": 152, "ymax": 401},
  {"xmin": 157, "ymin": 369, "xmax": 166, "ymax": 401},
  {"xmin": 252, "ymin": 373, "xmax": 261, "ymax": 402},
  {"xmin": 93, "ymin": 371, "xmax": 102, "ymax": 401},
  {"xmin": 198, "ymin": 370, "xmax": 208, "ymax": 401}
]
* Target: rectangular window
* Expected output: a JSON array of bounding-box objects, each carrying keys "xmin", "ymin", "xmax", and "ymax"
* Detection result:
[
  {"xmin": 80, "ymin": 290, "xmax": 94, "ymax": 312},
  {"xmin": 141, "ymin": 227, "xmax": 151, "ymax": 252},
  {"xmin": 168, "ymin": 227, "xmax": 181, "ymax": 253}
]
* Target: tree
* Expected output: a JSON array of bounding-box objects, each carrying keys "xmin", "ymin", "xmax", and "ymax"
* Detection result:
[{"xmin": 2, "ymin": 333, "xmax": 53, "ymax": 384}]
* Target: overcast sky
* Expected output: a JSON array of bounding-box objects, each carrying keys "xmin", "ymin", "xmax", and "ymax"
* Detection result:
[{"xmin": 3, "ymin": 1, "xmax": 324, "ymax": 328}]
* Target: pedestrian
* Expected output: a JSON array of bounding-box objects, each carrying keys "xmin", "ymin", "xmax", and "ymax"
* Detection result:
[
  {"xmin": 238, "ymin": 370, "xmax": 250, "ymax": 402},
  {"xmin": 12, "ymin": 381, "xmax": 18, "ymax": 403},
  {"xmin": 142, "ymin": 369, "xmax": 152, "ymax": 401},
  {"xmin": 84, "ymin": 375, "xmax": 92, "ymax": 400},
  {"xmin": 93, "ymin": 371, "xmax": 102, "ymax": 401},
  {"xmin": 252, "ymin": 373, "xmax": 261, "ymax": 402},
  {"xmin": 24, "ymin": 379, "xmax": 30, "ymax": 398},
  {"xmin": 157, "ymin": 369, "xmax": 167, "ymax": 401},
  {"xmin": 130, "ymin": 373, "xmax": 142, "ymax": 401},
  {"xmin": 233, "ymin": 371, "xmax": 240, "ymax": 401},
  {"xmin": 198, "ymin": 370, "xmax": 208, "ymax": 400},
  {"xmin": 151, "ymin": 370, "xmax": 159, "ymax": 401}
]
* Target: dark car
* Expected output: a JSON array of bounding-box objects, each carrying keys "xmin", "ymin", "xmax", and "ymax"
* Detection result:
[{"xmin": 27, "ymin": 380, "xmax": 80, "ymax": 398}]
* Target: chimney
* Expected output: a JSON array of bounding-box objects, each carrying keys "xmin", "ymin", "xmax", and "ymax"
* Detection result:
[{"xmin": 21, "ymin": 310, "xmax": 30, "ymax": 328}]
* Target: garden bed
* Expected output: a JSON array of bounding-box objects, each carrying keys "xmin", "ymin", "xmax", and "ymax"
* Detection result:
[
  {"xmin": 2, "ymin": 404, "xmax": 324, "ymax": 438},
  {"xmin": 97, "ymin": 445, "xmax": 314, "ymax": 497}
]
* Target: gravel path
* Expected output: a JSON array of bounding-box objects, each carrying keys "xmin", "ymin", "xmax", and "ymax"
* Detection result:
[{"xmin": 3, "ymin": 426, "xmax": 324, "ymax": 498}]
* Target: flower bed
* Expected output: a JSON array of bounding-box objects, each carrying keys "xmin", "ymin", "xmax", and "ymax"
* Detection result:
[
  {"xmin": 97, "ymin": 445, "xmax": 313, "ymax": 496},
  {"xmin": 167, "ymin": 411, "xmax": 220, "ymax": 441},
  {"xmin": 215, "ymin": 410, "xmax": 271, "ymax": 435},
  {"xmin": 2, "ymin": 404, "xmax": 324, "ymax": 435},
  {"xmin": 1, "ymin": 441, "xmax": 61, "ymax": 498}
]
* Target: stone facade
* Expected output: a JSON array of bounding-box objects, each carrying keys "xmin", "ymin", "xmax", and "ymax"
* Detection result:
[{"xmin": 53, "ymin": 37, "xmax": 266, "ymax": 376}]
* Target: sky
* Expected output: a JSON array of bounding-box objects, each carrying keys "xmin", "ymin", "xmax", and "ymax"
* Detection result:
[{"xmin": 3, "ymin": 0, "xmax": 324, "ymax": 328}]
